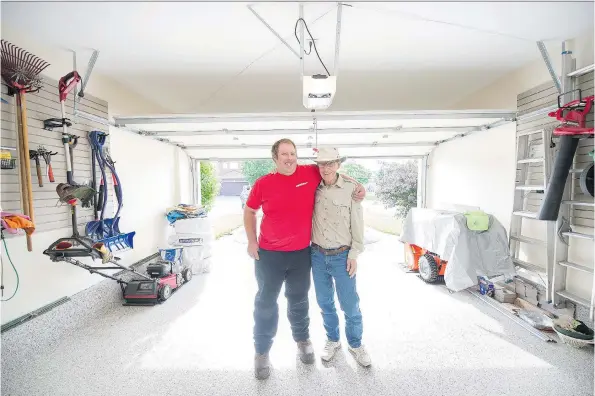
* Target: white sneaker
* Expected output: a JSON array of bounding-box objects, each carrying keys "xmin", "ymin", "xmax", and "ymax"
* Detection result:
[
  {"xmin": 321, "ymin": 340, "xmax": 342, "ymax": 362},
  {"xmin": 348, "ymin": 345, "xmax": 372, "ymax": 367}
]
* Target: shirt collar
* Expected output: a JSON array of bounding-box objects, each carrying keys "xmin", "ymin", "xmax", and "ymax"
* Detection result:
[{"xmin": 319, "ymin": 173, "xmax": 345, "ymax": 188}]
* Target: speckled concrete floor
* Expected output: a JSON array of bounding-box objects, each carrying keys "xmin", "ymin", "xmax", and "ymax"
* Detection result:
[{"xmin": 2, "ymin": 229, "xmax": 594, "ymax": 396}]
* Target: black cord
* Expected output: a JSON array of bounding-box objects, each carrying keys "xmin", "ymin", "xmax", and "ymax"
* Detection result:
[
  {"xmin": 294, "ymin": 18, "xmax": 330, "ymax": 76},
  {"xmin": 304, "ymin": 41, "xmax": 312, "ymax": 56}
]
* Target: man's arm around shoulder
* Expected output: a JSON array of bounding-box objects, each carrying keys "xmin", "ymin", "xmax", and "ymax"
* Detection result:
[{"xmin": 340, "ymin": 173, "xmax": 366, "ymax": 202}]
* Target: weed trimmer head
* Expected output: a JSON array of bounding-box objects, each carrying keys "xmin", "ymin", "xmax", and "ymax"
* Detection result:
[{"xmin": 1, "ymin": 39, "xmax": 50, "ymax": 93}]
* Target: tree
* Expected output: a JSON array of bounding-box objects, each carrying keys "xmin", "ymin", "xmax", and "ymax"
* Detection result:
[
  {"xmin": 200, "ymin": 162, "xmax": 220, "ymax": 212},
  {"xmin": 375, "ymin": 160, "xmax": 418, "ymax": 218},
  {"xmin": 241, "ymin": 159, "xmax": 276, "ymax": 185},
  {"xmin": 340, "ymin": 163, "xmax": 372, "ymax": 185}
]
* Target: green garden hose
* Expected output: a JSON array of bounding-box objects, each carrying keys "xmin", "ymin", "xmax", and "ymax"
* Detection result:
[{"xmin": 1, "ymin": 234, "xmax": 19, "ymax": 301}]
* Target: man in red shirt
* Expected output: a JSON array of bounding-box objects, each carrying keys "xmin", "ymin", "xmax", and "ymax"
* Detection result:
[{"xmin": 244, "ymin": 138, "xmax": 365, "ymax": 380}]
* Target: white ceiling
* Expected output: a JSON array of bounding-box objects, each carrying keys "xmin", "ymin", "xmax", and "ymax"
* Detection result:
[{"xmin": 2, "ymin": 2, "xmax": 593, "ymax": 113}]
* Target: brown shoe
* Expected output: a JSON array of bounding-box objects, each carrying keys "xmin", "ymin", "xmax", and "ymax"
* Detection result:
[
  {"xmin": 254, "ymin": 353, "xmax": 271, "ymax": 380},
  {"xmin": 297, "ymin": 340, "xmax": 315, "ymax": 364}
]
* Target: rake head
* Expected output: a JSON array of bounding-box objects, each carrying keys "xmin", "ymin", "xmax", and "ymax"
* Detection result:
[{"xmin": 1, "ymin": 39, "xmax": 50, "ymax": 93}]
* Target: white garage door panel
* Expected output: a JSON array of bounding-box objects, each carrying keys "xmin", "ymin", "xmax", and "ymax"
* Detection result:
[
  {"xmin": 114, "ymin": 109, "xmax": 515, "ymax": 159},
  {"xmin": 163, "ymin": 130, "xmax": 461, "ymax": 146},
  {"xmin": 187, "ymin": 146, "xmax": 433, "ymax": 160},
  {"xmin": 122, "ymin": 117, "xmax": 506, "ymax": 132}
]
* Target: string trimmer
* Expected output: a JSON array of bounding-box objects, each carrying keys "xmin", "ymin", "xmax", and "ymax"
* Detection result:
[{"xmin": 43, "ymin": 71, "xmax": 105, "ymax": 263}]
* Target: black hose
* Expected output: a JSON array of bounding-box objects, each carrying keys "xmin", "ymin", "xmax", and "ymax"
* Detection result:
[{"xmin": 538, "ymin": 135, "xmax": 579, "ymax": 220}]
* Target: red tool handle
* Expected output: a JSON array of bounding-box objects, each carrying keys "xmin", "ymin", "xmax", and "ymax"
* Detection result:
[
  {"xmin": 48, "ymin": 164, "xmax": 55, "ymax": 182},
  {"xmin": 58, "ymin": 71, "xmax": 81, "ymax": 102}
]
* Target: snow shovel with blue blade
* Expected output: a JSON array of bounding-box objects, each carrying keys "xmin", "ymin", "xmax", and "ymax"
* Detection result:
[{"xmin": 85, "ymin": 131, "xmax": 135, "ymax": 252}]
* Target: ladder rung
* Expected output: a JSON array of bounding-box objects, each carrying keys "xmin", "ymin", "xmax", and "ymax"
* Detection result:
[
  {"xmin": 510, "ymin": 235, "xmax": 546, "ymax": 246},
  {"xmin": 517, "ymin": 157, "xmax": 544, "ymax": 164},
  {"xmin": 558, "ymin": 261, "xmax": 594, "ymax": 274},
  {"xmin": 562, "ymin": 231, "xmax": 595, "ymax": 241},
  {"xmin": 512, "ymin": 211, "xmax": 538, "ymax": 219},
  {"xmin": 513, "ymin": 258, "xmax": 544, "ymax": 273},
  {"xmin": 515, "ymin": 185, "xmax": 544, "ymax": 191},
  {"xmin": 562, "ymin": 200, "xmax": 595, "ymax": 207},
  {"xmin": 517, "ymin": 130, "xmax": 543, "ymax": 137},
  {"xmin": 556, "ymin": 290, "xmax": 592, "ymax": 308}
]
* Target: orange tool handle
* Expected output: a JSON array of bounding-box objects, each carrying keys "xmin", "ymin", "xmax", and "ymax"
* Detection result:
[{"xmin": 48, "ymin": 164, "xmax": 55, "ymax": 182}]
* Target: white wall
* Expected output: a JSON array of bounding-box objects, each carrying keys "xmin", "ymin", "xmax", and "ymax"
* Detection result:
[
  {"xmin": 0, "ymin": 29, "xmax": 193, "ymax": 325},
  {"xmin": 426, "ymin": 32, "xmax": 594, "ymax": 301}
]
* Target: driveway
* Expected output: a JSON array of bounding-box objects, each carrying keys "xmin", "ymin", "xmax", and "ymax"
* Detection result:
[
  {"xmin": 209, "ymin": 195, "xmax": 245, "ymax": 236},
  {"xmin": 209, "ymin": 195, "xmax": 243, "ymax": 218}
]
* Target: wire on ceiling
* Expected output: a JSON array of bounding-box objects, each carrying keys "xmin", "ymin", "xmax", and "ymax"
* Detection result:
[
  {"xmin": 294, "ymin": 17, "xmax": 331, "ymax": 76},
  {"xmin": 197, "ymin": 5, "xmax": 336, "ymax": 108}
]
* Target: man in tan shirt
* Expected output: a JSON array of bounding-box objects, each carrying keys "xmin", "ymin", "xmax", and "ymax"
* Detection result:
[{"xmin": 311, "ymin": 147, "xmax": 371, "ymax": 367}]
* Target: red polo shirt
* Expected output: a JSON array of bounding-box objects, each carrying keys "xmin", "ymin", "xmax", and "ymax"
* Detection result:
[{"xmin": 246, "ymin": 164, "xmax": 322, "ymax": 251}]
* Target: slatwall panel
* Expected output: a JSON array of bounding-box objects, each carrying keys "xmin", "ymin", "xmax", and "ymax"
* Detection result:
[
  {"xmin": 516, "ymin": 71, "xmax": 594, "ymax": 229},
  {"xmin": 1, "ymin": 75, "xmax": 115, "ymax": 234}
]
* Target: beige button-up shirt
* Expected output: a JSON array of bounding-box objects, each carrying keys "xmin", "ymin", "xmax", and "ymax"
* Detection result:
[{"xmin": 311, "ymin": 173, "xmax": 365, "ymax": 260}]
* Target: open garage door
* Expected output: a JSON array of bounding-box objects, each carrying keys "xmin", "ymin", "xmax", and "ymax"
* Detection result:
[{"xmin": 112, "ymin": 109, "xmax": 516, "ymax": 161}]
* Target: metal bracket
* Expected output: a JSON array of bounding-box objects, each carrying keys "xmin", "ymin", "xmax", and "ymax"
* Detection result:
[
  {"xmin": 79, "ymin": 50, "xmax": 99, "ymax": 99},
  {"xmin": 334, "ymin": 2, "xmax": 343, "ymax": 77},
  {"xmin": 247, "ymin": 4, "xmax": 300, "ymax": 59},
  {"xmin": 71, "ymin": 49, "xmax": 99, "ymax": 116},
  {"xmin": 537, "ymin": 41, "xmax": 562, "ymax": 94}
]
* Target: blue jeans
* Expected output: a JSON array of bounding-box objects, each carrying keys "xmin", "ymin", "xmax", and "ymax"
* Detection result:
[
  {"xmin": 311, "ymin": 248, "xmax": 363, "ymax": 348},
  {"xmin": 253, "ymin": 247, "xmax": 311, "ymax": 354}
]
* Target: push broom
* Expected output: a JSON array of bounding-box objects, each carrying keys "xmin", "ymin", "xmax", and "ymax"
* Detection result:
[{"xmin": 1, "ymin": 40, "xmax": 50, "ymax": 251}]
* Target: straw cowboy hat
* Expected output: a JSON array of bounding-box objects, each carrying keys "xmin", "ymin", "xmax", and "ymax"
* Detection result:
[{"xmin": 313, "ymin": 147, "xmax": 347, "ymax": 163}]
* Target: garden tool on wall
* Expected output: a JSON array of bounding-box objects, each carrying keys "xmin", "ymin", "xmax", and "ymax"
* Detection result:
[
  {"xmin": 85, "ymin": 130, "xmax": 135, "ymax": 252},
  {"xmin": 29, "ymin": 149, "xmax": 43, "ymax": 187},
  {"xmin": 43, "ymin": 70, "xmax": 107, "ymax": 264},
  {"xmin": 1, "ymin": 39, "xmax": 50, "ymax": 251},
  {"xmin": 104, "ymin": 147, "xmax": 124, "ymax": 236},
  {"xmin": 538, "ymin": 91, "xmax": 594, "ymax": 221},
  {"xmin": 37, "ymin": 145, "xmax": 57, "ymax": 183},
  {"xmin": 86, "ymin": 131, "xmax": 108, "ymax": 239},
  {"xmin": 67, "ymin": 134, "xmax": 80, "ymax": 182}
]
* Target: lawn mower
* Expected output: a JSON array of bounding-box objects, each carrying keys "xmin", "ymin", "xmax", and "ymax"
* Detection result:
[
  {"xmin": 45, "ymin": 241, "xmax": 193, "ymax": 306},
  {"xmin": 122, "ymin": 247, "xmax": 193, "ymax": 306},
  {"xmin": 404, "ymin": 243, "xmax": 446, "ymax": 284}
]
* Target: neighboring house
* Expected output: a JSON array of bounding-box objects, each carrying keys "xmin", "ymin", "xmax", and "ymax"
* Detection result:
[{"xmin": 216, "ymin": 161, "xmax": 249, "ymax": 196}]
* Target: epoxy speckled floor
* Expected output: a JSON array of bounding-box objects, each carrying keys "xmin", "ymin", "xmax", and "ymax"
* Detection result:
[{"xmin": 2, "ymin": 229, "xmax": 594, "ymax": 396}]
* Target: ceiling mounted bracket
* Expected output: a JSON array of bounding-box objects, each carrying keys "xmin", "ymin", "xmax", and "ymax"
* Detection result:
[
  {"xmin": 247, "ymin": 4, "xmax": 300, "ymax": 59},
  {"xmin": 71, "ymin": 48, "xmax": 99, "ymax": 117},
  {"xmin": 537, "ymin": 40, "xmax": 562, "ymax": 94}
]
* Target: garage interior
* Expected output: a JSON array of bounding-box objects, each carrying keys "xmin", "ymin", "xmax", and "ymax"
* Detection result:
[{"xmin": 1, "ymin": 2, "xmax": 594, "ymax": 396}]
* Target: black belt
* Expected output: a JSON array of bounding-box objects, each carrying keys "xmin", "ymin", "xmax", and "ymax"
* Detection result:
[{"xmin": 311, "ymin": 243, "xmax": 350, "ymax": 256}]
